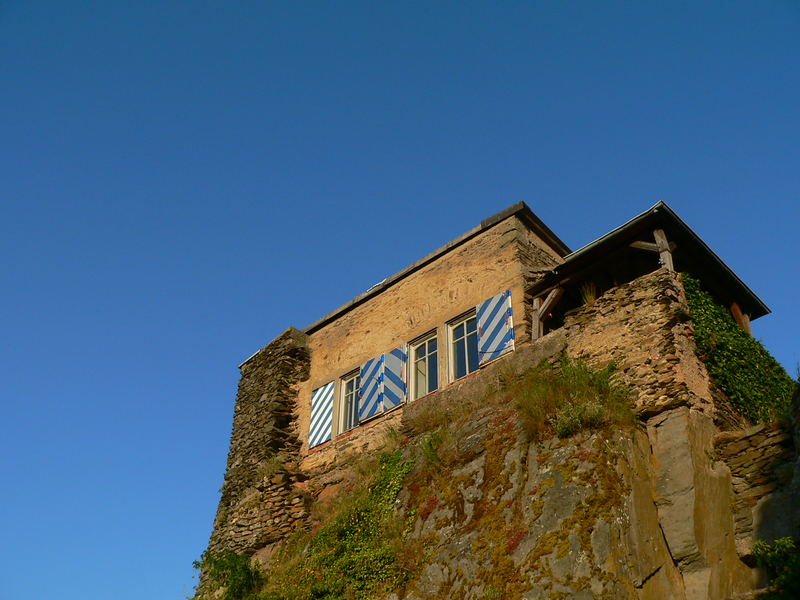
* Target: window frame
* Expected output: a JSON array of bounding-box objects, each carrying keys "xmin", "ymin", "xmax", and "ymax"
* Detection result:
[
  {"xmin": 448, "ymin": 310, "xmax": 480, "ymax": 382},
  {"xmin": 409, "ymin": 330, "xmax": 439, "ymax": 400},
  {"xmin": 338, "ymin": 369, "xmax": 360, "ymax": 433}
]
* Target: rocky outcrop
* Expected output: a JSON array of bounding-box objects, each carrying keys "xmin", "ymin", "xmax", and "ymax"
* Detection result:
[
  {"xmin": 388, "ymin": 389, "xmax": 764, "ymax": 599},
  {"xmin": 368, "ymin": 270, "xmax": 797, "ymax": 598},
  {"xmin": 382, "ymin": 397, "xmax": 796, "ymax": 599}
]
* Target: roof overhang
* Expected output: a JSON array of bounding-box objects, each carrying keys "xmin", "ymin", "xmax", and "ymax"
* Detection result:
[{"xmin": 529, "ymin": 201, "xmax": 769, "ymax": 320}]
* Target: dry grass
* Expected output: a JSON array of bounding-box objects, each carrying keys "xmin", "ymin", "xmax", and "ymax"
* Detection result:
[{"xmin": 511, "ymin": 357, "xmax": 633, "ymax": 441}]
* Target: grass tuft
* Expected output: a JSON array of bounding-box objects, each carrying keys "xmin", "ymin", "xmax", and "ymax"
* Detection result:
[{"xmin": 512, "ymin": 357, "xmax": 633, "ymax": 441}]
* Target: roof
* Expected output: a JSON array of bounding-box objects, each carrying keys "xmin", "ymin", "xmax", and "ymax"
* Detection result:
[
  {"xmin": 303, "ymin": 202, "xmax": 570, "ymax": 335},
  {"xmin": 529, "ymin": 201, "xmax": 770, "ymax": 319}
]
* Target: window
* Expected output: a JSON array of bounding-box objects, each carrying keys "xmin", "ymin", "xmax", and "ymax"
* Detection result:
[
  {"xmin": 450, "ymin": 313, "xmax": 479, "ymax": 380},
  {"xmin": 340, "ymin": 371, "xmax": 360, "ymax": 432},
  {"xmin": 410, "ymin": 333, "xmax": 438, "ymax": 399}
]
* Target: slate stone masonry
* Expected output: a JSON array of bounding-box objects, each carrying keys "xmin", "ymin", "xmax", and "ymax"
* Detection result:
[
  {"xmin": 715, "ymin": 423, "xmax": 796, "ymax": 557},
  {"xmin": 207, "ymin": 327, "xmax": 311, "ymax": 555}
]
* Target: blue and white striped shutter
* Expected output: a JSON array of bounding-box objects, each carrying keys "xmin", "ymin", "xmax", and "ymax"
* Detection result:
[
  {"xmin": 309, "ymin": 381, "xmax": 335, "ymax": 448},
  {"xmin": 383, "ymin": 345, "xmax": 407, "ymax": 409},
  {"xmin": 358, "ymin": 355, "xmax": 384, "ymax": 421},
  {"xmin": 477, "ymin": 290, "xmax": 514, "ymax": 365}
]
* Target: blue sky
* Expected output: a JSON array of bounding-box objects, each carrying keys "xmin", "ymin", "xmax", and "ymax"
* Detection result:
[{"xmin": 1, "ymin": 2, "xmax": 798, "ymax": 598}]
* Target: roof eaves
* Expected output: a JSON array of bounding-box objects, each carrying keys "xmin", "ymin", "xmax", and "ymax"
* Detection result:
[
  {"xmin": 653, "ymin": 202, "xmax": 770, "ymax": 317},
  {"xmin": 555, "ymin": 201, "xmax": 664, "ymax": 267},
  {"xmin": 533, "ymin": 201, "xmax": 770, "ymax": 319}
]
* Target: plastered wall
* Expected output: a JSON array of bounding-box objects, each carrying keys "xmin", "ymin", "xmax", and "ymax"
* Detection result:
[{"xmin": 297, "ymin": 215, "xmax": 562, "ymax": 458}]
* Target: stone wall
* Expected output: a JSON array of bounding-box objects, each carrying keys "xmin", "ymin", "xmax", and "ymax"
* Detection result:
[
  {"xmin": 544, "ymin": 267, "xmax": 800, "ymax": 599},
  {"xmin": 207, "ymin": 327, "xmax": 311, "ymax": 556},
  {"xmin": 554, "ymin": 269, "xmax": 758, "ymax": 598},
  {"xmin": 301, "ymin": 328, "xmax": 569, "ymax": 475},
  {"xmin": 561, "ymin": 268, "xmax": 732, "ymax": 422},
  {"xmin": 378, "ymin": 268, "xmax": 780, "ymax": 599},
  {"xmin": 715, "ymin": 424, "xmax": 797, "ymax": 558},
  {"xmin": 297, "ymin": 215, "xmax": 562, "ymax": 448}
]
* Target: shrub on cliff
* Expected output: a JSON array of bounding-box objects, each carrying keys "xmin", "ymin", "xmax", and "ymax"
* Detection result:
[
  {"xmin": 753, "ymin": 537, "xmax": 800, "ymax": 599},
  {"xmin": 682, "ymin": 273, "xmax": 795, "ymax": 423}
]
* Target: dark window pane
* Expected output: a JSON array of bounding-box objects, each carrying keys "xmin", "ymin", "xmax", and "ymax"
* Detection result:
[
  {"xmin": 467, "ymin": 331, "xmax": 479, "ymax": 374},
  {"xmin": 429, "ymin": 338, "xmax": 437, "ymax": 353},
  {"xmin": 454, "ymin": 323, "xmax": 464, "ymax": 339},
  {"xmin": 455, "ymin": 338, "xmax": 466, "ymax": 379},
  {"xmin": 428, "ymin": 354, "xmax": 439, "ymax": 392},
  {"xmin": 466, "ymin": 316, "xmax": 477, "ymax": 334}
]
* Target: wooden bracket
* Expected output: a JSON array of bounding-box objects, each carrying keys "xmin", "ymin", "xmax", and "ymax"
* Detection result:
[
  {"xmin": 652, "ymin": 229, "xmax": 674, "ymax": 272},
  {"xmin": 630, "ymin": 240, "xmax": 677, "ymax": 252},
  {"xmin": 629, "ymin": 230, "xmax": 676, "ymax": 271},
  {"xmin": 730, "ymin": 302, "xmax": 752, "ymax": 335},
  {"xmin": 533, "ymin": 287, "xmax": 564, "ymax": 338}
]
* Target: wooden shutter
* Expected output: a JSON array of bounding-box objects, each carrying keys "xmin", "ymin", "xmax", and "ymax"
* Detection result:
[
  {"xmin": 477, "ymin": 290, "xmax": 514, "ymax": 365},
  {"xmin": 309, "ymin": 381, "xmax": 335, "ymax": 448},
  {"xmin": 383, "ymin": 345, "xmax": 407, "ymax": 409},
  {"xmin": 358, "ymin": 355, "xmax": 384, "ymax": 421}
]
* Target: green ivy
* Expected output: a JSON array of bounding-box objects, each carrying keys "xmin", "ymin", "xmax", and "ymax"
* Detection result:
[
  {"xmin": 194, "ymin": 550, "xmax": 263, "ymax": 600},
  {"xmin": 753, "ymin": 537, "xmax": 800, "ymax": 599},
  {"xmin": 681, "ymin": 273, "xmax": 795, "ymax": 423}
]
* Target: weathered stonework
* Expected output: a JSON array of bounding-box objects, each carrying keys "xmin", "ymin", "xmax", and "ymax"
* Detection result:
[
  {"xmin": 376, "ymin": 269, "xmax": 789, "ymax": 600},
  {"xmin": 560, "ymin": 268, "xmax": 721, "ymax": 419},
  {"xmin": 297, "ymin": 215, "xmax": 563, "ymax": 450},
  {"xmin": 208, "ymin": 327, "xmax": 311, "ymax": 555},
  {"xmin": 715, "ymin": 423, "xmax": 797, "ymax": 558}
]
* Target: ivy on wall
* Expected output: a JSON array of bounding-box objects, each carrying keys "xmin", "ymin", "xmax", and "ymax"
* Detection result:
[{"xmin": 681, "ymin": 273, "xmax": 795, "ymax": 423}]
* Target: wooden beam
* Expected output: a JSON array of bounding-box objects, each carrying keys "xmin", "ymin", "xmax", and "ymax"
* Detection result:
[
  {"xmin": 653, "ymin": 228, "xmax": 674, "ymax": 272},
  {"xmin": 532, "ymin": 297, "xmax": 542, "ymax": 338},
  {"xmin": 630, "ymin": 240, "xmax": 678, "ymax": 253},
  {"xmin": 532, "ymin": 287, "xmax": 564, "ymax": 338},
  {"xmin": 539, "ymin": 286, "xmax": 564, "ymax": 316},
  {"xmin": 730, "ymin": 302, "xmax": 753, "ymax": 335}
]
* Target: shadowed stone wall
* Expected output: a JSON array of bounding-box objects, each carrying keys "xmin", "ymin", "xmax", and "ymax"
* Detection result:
[
  {"xmin": 716, "ymin": 423, "xmax": 798, "ymax": 558},
  {"xmin": 207, "ymin": 327, "xmax": 311, "ymax": 555}
]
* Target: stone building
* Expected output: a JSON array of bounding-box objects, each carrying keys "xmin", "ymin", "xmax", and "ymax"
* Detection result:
[
  {"xmin": 284, "ymin": 201, "xmax": 765, "ymax": 468},
  {"xmin": 203, "ymin": 201, "xmax": 796, "ymax": 600}
]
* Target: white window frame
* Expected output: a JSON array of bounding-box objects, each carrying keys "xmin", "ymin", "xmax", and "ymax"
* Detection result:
[
  {"xmin": 338, "ymin": 369, "xmax": 360, "ymax": 433},
  {"xmin": 448, "ymin": 310, "xmax": 479, "ymax": 382},
  {"xmin": 409, "ymin": 330, "xmax": 439, "ymax": 400}
]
